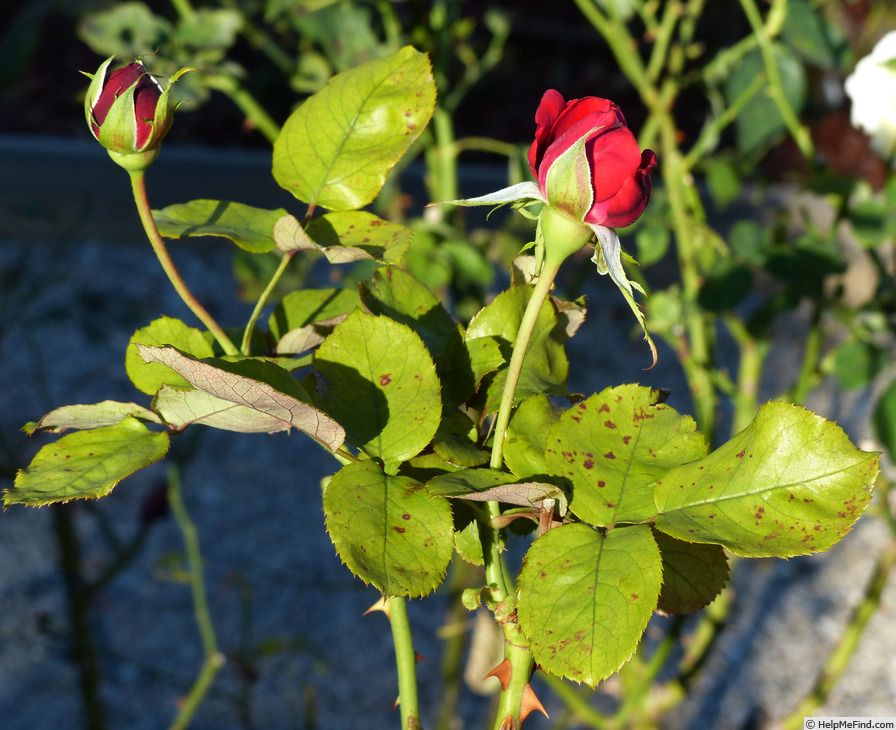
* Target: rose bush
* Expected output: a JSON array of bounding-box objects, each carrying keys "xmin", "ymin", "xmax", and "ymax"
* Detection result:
[{"xmin": 528, "ymin": 89, "xmax": 657, "ymax": 227}]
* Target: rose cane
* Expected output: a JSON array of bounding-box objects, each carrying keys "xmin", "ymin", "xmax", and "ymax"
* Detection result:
[
  {"xmin": 435, "ymin": 89, "xmax": 656, "ymax": 728},
  {"xmin": 83, "ymin": 57, "xmax": 238, "ymax": 355}
]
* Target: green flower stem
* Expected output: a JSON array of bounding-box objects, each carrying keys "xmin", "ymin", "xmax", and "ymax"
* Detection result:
[
  {"xmin": 489, "ymin": 257, "xmax": 562, "ymax": 471},
  {"xmin": 204, "ymin": 74, "xmax": 281, "ymax": 145},
  {"xmin": 646, "ymin": 0, "xmax": 683, "ymax": 83},
  {"xmin": 388, "ymin": 596, "xmax": 422, "ymax": 730},
  {"xmin": 129, "ymin": 170, "xmax": 239, "ymax": 357},
  {"xmin": 723, "ymin": 313, "xmax": 771, "ymax": 435},
  {"xmin": 241, "ymin": 252, "xmax": 293, "ymax": 355},
  {"xmin": 683, "ymin": 73, "xmax": 766, "ymax": 170},
  {"xmin": 788, "ymin": 303, "xmax": 823, "ymax": 407},
  {"xmin": 166, "ymin": 465, "xmax": 225, "ymax": 730},
  {"xmin": 738, "ymin": 0, "xmax": 815, "ymax": 160},
  {"xmin": 428, "ymin": 107, "xmax": 459, "ymax": 204}
]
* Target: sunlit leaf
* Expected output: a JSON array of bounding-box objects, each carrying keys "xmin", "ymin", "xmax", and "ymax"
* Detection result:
[
  {"xmin": 24, "ymin": 401, "xmax": 162, "ymax": 434},
  {"xmin": 654, "ymin": 401, "xmax": 878, "ymax": 557},
  {"xmin": 517, "ymin": 523, "xmax": 662, "ymax": 687},
  {"xmin": 272, "ymin": 46, "xmax": 435, "ymax": 210},
  {"xmin": 274, "ymin": 211, "xmax": 411, "ymax": 264},
  {"xmin": 126, "ymin": 317, "xmax": 215, "ymax": 396},
  {"xmin": 545, "ymin": 385, "xmax": 706, "ymax": 527},
  {"xmin": 6, "ymin": 418, "xmax": 169, "ymax": 506},
  {"xmin": 324, "ymin": 460, "xmax": 453, "ymax": 597},
  {"xmin": 313, "ymin": 310, "xmax": 441, "ymax": 462},
  {"xmin": 153, "ymin": 200, "xmax": 286, "ymax": 253}
]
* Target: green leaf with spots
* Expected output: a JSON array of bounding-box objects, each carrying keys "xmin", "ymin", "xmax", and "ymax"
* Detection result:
[
  {"xmin": 653, "ymin": 530, "xmax": 729, "ymax": 615},
  {"xmin": 466, "ymin": 285, "xmax": 568, "ymax": 408},
  {"xmin": 504, "ymin": 394, "xmax": 561, "ymax": 478},
  {"xmin": 517, "ymin": 523, "xmax": 662, "ymax": 687},
  {"xmin": 153, "ymin": 200, "xmax": 287, "ymax": 253},
  {"xmin": 6, "ymin": 418, "xmax": 169, "ymax": 506},
  {"xmin": 274, "ymin": 212, "xmax": 411, "ymax": 264},
  {"xmin": 654, "ymin": 401, "xmax": 879, "ymax": 557},
  {"xmin": 272, "ymin": 46, "xmax": 435, "ymax": 211},
  {"xmin": 323, "ymin": 460, "xmax": 453, "ymax": 597},
  {"xmin": 545, "ymin": 385, "xmax": 707, "ymax": 527},
  {"xmin": 126, "ymin": 317, "xmax": 215, "ymax": 395},
  {"xmin": 312, "ymin": 310, "xmax": 441, "ymax": 463}
]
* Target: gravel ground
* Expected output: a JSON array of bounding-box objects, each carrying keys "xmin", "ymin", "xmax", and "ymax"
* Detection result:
[{"xmin": 1, "ymin": 136, "xmax": 895, "ymax": 730}]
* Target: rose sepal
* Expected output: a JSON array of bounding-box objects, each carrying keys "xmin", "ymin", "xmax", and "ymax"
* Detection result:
[
  {"xmin": 587, "ymin": 223, "xmax": 657, "ymax": 368},
  {"xmin": 541, "ymin": 126, "xmax": 598, "ymax": 222},
  {"xmin": 433, "ymin": 181, "xmax": 546, "ymax": 209},
  {"xmin": 82, "ymin": 56, "xmax": 116, "ymax": 133}
]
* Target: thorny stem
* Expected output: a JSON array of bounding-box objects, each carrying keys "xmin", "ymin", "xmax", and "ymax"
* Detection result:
[
  {"xmin": 166, "ymin": 465, "xmax": 225, "ymax": 730},
  {"xmin": 129, "ymin": 171, "xmax": 239, "ymax": 356},
  {"xmin": 483, "ymin": 256, "xmax": 563, "ymax": 729},
  {"xmin": 388, "ymin": 596, "xmax": 423, "ymax": 730}
]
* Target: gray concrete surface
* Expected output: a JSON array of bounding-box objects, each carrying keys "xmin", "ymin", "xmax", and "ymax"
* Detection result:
[{"xmin": 1, "ymin": 135, "xmax": 895, "ymax": 730}]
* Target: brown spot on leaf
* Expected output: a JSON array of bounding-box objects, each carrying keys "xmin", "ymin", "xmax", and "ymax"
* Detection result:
[
  {"xmin": 736, "ymin": 449, "xmax": 746, "ymax": 459},
  {"xmin": 605, "ymin": 420, "xmax": 617, "ymax": 429},
  {"xmin": 599, "ymin": 403, "xmax": 610, "ymax": 413},
  {"xmin": 604, "ymin": 452, "xmax": 616, "ymax": 460},
  {"xmin": 583, "ymin": 459, "xmax": 594, "ymax": 470},
  {"xmin": 379, "ymin": 373, "xmax": 392, "ymax": 386},
  {"xmin": 402, "ymin": 513, "xmax": 411, "ymax": 520},
  {"xmin": 598, "ymin": 480, "xmax": 606, "ymax": 488},
  {"xmin": 393, "ymin": 526, "xmax": 406, "ymax": 533}
]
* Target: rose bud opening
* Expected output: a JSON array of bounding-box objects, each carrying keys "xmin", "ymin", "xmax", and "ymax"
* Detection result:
[
  {"xmin": 89, "ymin": 62, "xmax": 166, "ymax": 150},
  {"xmin": 83, "ymin": 56, "xmax": 192, "ymax": 172},
  {"xmin": 528, "ymin": 89, "xmax": 656, "ymax": 229}
]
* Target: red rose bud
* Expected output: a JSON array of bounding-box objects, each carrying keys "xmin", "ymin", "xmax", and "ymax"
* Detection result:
[
  {"xmin": 83, "ymin": 57, "xmax": 191, "ymax": 172},
  {"xmin": 528, "ymin": 89, "xmax": 656, "ymax": 228}
]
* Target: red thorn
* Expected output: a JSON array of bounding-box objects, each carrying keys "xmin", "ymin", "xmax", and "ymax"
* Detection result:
[
  {"xmin": 484, "ymin": 658, "xmax": 513, "ymax": 691},
  {"xmin": 499, "ymin": 716, "xmax": 516, "ymax": 730},
  {"xmin": 415, "ymin": 652, "xmax": 429, "ymax": 663},
  {"xmin": 520, "ymin": 683, "xmax": 549, "ymax": 723}
]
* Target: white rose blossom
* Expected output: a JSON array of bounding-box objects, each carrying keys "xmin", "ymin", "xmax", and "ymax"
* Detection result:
[{"xmin": 845, "ymin": 30, "xmax": 896, "ymax": 162}]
